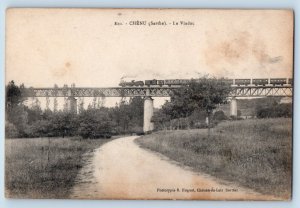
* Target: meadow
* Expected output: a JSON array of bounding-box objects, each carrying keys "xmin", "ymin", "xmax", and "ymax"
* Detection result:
[
  {"xmin": 136, "ymin": 118, "xmax": 292, "ymax": 198},
  {"xmin": 5, "ymin": 137, "xmax": 114, "ymax": 198}
]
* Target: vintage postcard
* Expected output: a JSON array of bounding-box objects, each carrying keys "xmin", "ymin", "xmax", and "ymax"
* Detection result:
[{"xmin": 5, "ymin": 8, "xmax": 293, "ymax": 200}]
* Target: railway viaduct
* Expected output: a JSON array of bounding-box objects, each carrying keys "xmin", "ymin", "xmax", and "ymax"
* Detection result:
[{"xmin": 22, "ymin": 82, "xmax": 293, "ymax": 133}]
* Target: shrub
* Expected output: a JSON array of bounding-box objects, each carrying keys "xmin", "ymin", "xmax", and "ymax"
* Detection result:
[
  {"xmin": 77, "ymin": 109, "xmax": 113, "ymax": 139},
  {"xmin": 256, "ymin": 103, "xmax": 292, "ymax": 118},
  {"xmin": 213, "ymin": 110, "xmax": 227, "ymax": 121},
  {"xmin": 5, "ymin": 121, "xmax": 19, "ymax": 138}
]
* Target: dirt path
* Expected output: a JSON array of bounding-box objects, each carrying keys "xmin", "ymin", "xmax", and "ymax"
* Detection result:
[{"xmin": 70, "ymin": 136, "xmax": 276, "ymax": 200}]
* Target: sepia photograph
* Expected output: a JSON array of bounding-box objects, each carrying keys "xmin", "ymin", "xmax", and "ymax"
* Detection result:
[{"xmin": 5, "ymin": 8, "xmax": 293, "ymax": 200}]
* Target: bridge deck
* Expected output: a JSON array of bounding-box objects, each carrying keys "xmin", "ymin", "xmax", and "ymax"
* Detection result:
[{"xmin": 22, "ymin": 85, "xmax": 293, "ymax": 98}]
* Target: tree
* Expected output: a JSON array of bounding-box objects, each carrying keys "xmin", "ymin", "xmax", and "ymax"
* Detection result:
[
  {"xmin": 256, "ymin": 103, "xmax": 292, "ymax": 118},
  {"xmin": 237, "ymin": 110, "xmax": 242, "ymax": 117},
  {"xmin": 6, "ymin": 80, "xmax": 25, "ymax": 111},
  {"xmin": 78, "ymin": 98, "xmax": 84, "ymax": 114},
  {"xmin": 167, "ymin": 77, "xmax": 231, "ymax": 136},
  {"xmin": 25, "ymin": 105, "xmax": 43, "ymax": 125},
  {"xmin": 127, "ymin": 97, "xmax": 144, "ymax": 130},
  {"xmin": 53, "ymin": 84, "xmax": 59, "ymax": 112},
  {"xmin": 6, "ymin": 81, "xmax": 29, "ymax": 136},
  {"xmin": 5, "ymin": 121, "xmax": 19, "ymax": 138},
  {"xmin": 118, "ymin": 100, "xmax": 130, "ymax": 132},
  {"xmin": 78, "ymin": 108, "xmax": 113, "ymax": 139},
  {"xmin": 151, "ymin": 110, "xmax": 171, "ymax": 130}
]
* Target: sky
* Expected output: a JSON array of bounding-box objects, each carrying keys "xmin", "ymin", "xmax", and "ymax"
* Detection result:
[{"xmin": 5, "ymin": 9, "xmax": 294, "ymax": 108}]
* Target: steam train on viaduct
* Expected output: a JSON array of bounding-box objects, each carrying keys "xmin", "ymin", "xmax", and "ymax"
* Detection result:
[{"xmin": 119, "ymin": 78, "xmax": 293, "ymax": 87}]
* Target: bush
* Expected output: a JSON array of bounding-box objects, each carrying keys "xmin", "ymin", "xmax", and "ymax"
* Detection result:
[
  {"xmin": 256, "ymin": 103, "xmax": 292, "ymax": 118},
  {"xmin": 5, "ymin": 121, "xmax": 19, "ymax": 138},
  {"xmin": 193, "ymin": 121, "xmax": 208, "ymax": 129},
  {"xmin": 130, "ymin": 126, "xmax": 144, "ymax": 135},
  {"xmin": 213, "ymin": 110, "xmax": 227, "ymax": 121},
  {"xmin": 78, "ymin": 109, "xmax": 113, "ymax": 139},
  {"xmin": 170, "ymin": 118, "xmax": 191, "ymax": 130}
]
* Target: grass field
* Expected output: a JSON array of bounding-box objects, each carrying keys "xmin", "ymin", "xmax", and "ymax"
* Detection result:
[
  {"xmin": 5, "ymin": 137, "xmax": 114, "ymax": 199},
  {"xmin": 136, "ymin": 118, "xmax": 292, "ymax": 198}
]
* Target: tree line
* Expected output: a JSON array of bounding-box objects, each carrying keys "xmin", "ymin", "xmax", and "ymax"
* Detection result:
[
  {"xmin": 5, "ymin": 78, "xmax": 292, "ymax": 138},
  {"xmin": 5, "ymin": 81, "xmax": 144, "ymax": 138}
]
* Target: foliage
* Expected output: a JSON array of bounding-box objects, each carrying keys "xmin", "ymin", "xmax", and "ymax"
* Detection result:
[
  {"xmin": 6, "ymin": 81, "xmax": 29, "ymax": 137},
  {"xmin": 170, "ymin": 78, "xmax": 231, "ymax": 116},
  {"xmin": 213, "ymin": 110, "xmax": 227, "ymax": 121},
  {"xmin": 78, "ymin": 108, "xmax": 113, "ymax": 139},
  {"xmin": 25, "ymin": 105, "xmax": 43, "ymax": 125},
  {"xmin": 237, "ymin": 109, "xmax": 242, "ymax": 117},
  {"xmin": 5, "ymin": 81, "xmax": 145, "ymax": 138},
  {"xmin": 6, "ymin": 81, "xmax": 25, "ymax": 110},
  {"xmin": 5, "ymin": 121, "xmax": 19, "ymax": 138},
  {"xmin": 7, "ymin": 106, "xmax": 29, "ymax": 136},
  {"xmin": 256, "ymin": 103, "xmax": 292, "ymax": 118},
  {"xmin": 151, "ymin": 109, "xmax": 171, "ymax": 130},
  {"xmin": 111, "ymin": 97, "xmax": 144, "ymax": 134},
  {"xmin": 153, "ymin": 77, "xmax": 231, "ymax": 133}
]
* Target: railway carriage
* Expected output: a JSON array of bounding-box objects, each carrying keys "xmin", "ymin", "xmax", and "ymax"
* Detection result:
[
  {"xmin": 219, "ymin": 79, "xmax": 233, "ymax": 85},
  {"xmin": 270, "ymin": 78, "xmax": 287, "ymax": 86},
  {"xmin": 165, "ymin": 79, "xmax": 177, "ymax": 86},
  {"xmin": 252, "ymin": 79, "xmax": 268, "ymax": 86},
  {"xmin": 178, "ymin": 79, "xmax": 190, "ymax": 85},
  {"xmin": 165, "ymin": 79, "xmax": 190, "ymax": 86},
  {"xmin": 145, "ymin": 79, "xmax": 158, "ymax": 86},
  {"xmin": 157, "ymin": 80, "xmax": 165, "ymax": 86},
  {"xmin": 234, "ymin": 79, "xmax": 251, "ymax": 86},
  {"xmin": 119, "ymin": 77, "xmax": 293, "ymax": 87}
]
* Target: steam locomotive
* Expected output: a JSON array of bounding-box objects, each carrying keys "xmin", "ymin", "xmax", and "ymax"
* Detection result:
[
  {"xmin": 119, "ymin": 80, "xmax": 144, "ymax": 87},
  {"xmin": 119, "ymin": 78, "xmax": 293, "ymax": 87}
]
